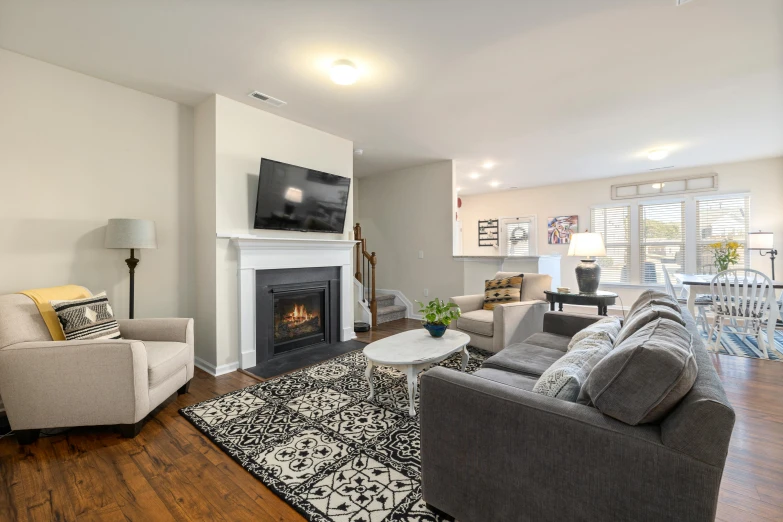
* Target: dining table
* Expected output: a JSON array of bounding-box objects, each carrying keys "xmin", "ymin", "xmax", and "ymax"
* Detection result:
[{"xmin": 675, "ymin": 273, "xmax": 783, "ymax": 344}]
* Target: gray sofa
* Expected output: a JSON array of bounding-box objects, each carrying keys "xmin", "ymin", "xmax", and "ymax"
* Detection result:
[{"xmin": 420, "ymin": 307, "xmax": 734, "ymax": 522}]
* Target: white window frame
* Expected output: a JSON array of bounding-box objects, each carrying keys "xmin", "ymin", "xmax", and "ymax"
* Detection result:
[
  {"xmin": 590, "ymin": 192, "xmax": 750, "ymax": 287},
  {"xmin": 591, "ymin": 203, "xmax": 632, "ymax": 284},
  {"xmin": 500, "ymin": 215, "xmax": 537, "ymax": 257}
]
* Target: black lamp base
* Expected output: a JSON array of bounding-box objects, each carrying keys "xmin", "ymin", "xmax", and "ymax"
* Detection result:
[
  {"xmin": 125, "ymin": 248, "xmax": 139, "ymax": 319},
  {"xmin": 575, "ymin": 259, "xmax": 601, "ymax": 294}
]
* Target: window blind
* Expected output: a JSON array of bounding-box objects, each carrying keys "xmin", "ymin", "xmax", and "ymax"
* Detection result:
[
  {"xmin": 591, "ymin": 206, "xmax": 631, "ymax": 283},
  {"xmin": 504, "ymin": 221, "xmax": 531, "ymax": 256},
  {"xmin": 696, "ymin": 195, "xmax": 750, "ymax": 274},
  {"xmin": 639, "ymin": 201, "xmax": 686, "ymax": 284}
]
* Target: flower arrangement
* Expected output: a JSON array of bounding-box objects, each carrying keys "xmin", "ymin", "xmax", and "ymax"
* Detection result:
[{"xmin": 708, "ymin": 240, "xmax": 742, "ymax": 272}]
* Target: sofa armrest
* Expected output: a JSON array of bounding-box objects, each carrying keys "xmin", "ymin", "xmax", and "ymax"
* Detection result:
[
  {"xmin": 449, "ymin": 295, "xmax": 485, "ymax": 314},
  {"xmin": 117, "ymin": 318, "xmax": 194, "ymax": 344},
  {"xmin": 543, "ymin": 311, "xmax": 602, "ymax": 337},
  {"xmin": 420, "ymin": 367, "xmax": 725, "ymax": 522},
  {"xmin": 0, "ymin": 340, "xmax": 150, "ymax": 429},
  {"xmin": 492, "ymin": 300, "xmax": 547, "ymax": 351}
]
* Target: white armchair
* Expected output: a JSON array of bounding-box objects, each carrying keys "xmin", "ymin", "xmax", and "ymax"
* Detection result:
[
  {"xmin": 0, "ymin": 292, "xmax": 194, "ymax": 444},
  {"xmin": 449, "ymin": 272, "xmax": 552, "ymax": 352}
]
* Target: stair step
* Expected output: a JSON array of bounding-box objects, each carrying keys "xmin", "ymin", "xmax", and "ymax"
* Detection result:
[
  {"xmin": 375, "ymin": 294, "xmax": 396, "ymax": 306},
  {"xmin": 376, "ymin": 304, "xmax": 407, "ymax": 324}
]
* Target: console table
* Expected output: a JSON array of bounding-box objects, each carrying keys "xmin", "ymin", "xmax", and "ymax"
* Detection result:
[{"xmin": 544, "ymin": 290, "xmax": 618, "ymax": 316}]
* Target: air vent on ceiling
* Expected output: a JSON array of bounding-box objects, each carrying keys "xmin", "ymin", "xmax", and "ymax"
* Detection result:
[
  {"xmin": 649, "ymin": 165, "xmax": 675, "ymax": 171},
  {"xmin": 247, "ymin": 91, "xmax": 287, "ymax": 107},
  {"xmin": 676, "ymin": 0, "xmax": 694, "ymax": 5}
]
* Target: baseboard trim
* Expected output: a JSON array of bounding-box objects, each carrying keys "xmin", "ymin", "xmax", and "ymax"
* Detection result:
[{"xmin": 194, "ymin": 357, "xmax": 239, "ymax": 377}]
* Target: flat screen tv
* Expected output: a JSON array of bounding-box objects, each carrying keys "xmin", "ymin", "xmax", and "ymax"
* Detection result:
[{"xmin": 254, "ymin": 158, "xmax": 351, "ymax": 233}]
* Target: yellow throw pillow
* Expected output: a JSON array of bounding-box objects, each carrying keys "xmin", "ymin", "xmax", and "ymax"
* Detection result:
[{"xmin": 483, "ymin": 275, "xmax": 524, "ymax": 310}]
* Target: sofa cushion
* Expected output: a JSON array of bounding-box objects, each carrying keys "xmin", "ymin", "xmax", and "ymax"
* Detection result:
[
  {"xmin": 456, "ymin": 309, "xmax": 494, "ymax": 337},
  {"xmin": 145, "ymin": 341, "xmax": 191, "ymax": 388},
  {"xmin": 614, "ymin": 304, "xmax": 685, "ymax": 346},
  {"xmin": 567, "ymin": 316, "xmax": 622, "ymax": 351},
  {"xmin": 473, "ymin": 368, "xmax": 538, "ymax": 391},
  {"xmin": 579, "ymin": 317, "xmax": 698, "ymax": 425},
  {"xmin": 532, "ymin": 332, "xmax": 613, "ymax": 402},
  {"xmin": 482, "ymin": 343, "xmax": 564, "ymax": 378},
  {"xmin": 524, "ymin": 332, "xmax": 571, "ymax": 352},
  {"xmin": 626, "ymin": 289, "xmax": 681, "ymax": 318},
  {"xmin": 483, "ymin": 275, "xmax": 523, "ymax": 310}
]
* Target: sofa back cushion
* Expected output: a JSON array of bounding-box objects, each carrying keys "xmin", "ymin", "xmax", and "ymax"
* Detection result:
[
  {"xmin": 626, "ymin": 289, "xmax": 680, "ymax": 318},
  {"xmin": 495, "ymin": 272, "xmax": 552, "ymax": 302},
  {"xmin": 0, "ymin": 293, "xmax": 52, "ymax": 349},
  {"xmin": 614, "ymin": 302, "xmax": 685, "ymax": 346},
  {"xmin": 533, "ymin": 332, "xmax": 613, "ymax": 402},
  {"xmin": 579, "ymin": 317, "xmax": 698, "ymax": 425},
  {"xmin": 483, "ymin": 275, "xmax": 523, "ymax": 310},
  {"xmin": 567, "ymin": 316, "xmax": 622, "ymax": 351}
]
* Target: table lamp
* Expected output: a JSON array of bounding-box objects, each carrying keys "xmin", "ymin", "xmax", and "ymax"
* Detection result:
[
  {"xmin": 105, "ymin": 219, "xmax": 157, "ymax": 319},
  {"xmin": 748, "ymin": 231, "xmax": 776, "ymax": 280},
  {"xmin": 568, "ymin": 232, "xmax": 606, "ymax": 294}
]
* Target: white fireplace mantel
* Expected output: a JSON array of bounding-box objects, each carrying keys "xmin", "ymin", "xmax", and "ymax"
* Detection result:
[{"xmin": 229, "ymin": 235, "xmax": 358, "ymax": 369}]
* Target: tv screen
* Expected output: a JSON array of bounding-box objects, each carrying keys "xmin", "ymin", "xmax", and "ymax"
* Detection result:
[{"xmin": 254, "ymin": 158, "xmax": 351, "ymax": 233}]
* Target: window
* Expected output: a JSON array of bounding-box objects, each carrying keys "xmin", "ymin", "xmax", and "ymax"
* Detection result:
[
  {"xmin": 696, "ymin": 195, "xmax": 750, "ymax": 274},
  {"xmin": 639, "ymin": 201, "xmax": 686, "ymax": 285},
  {"xmin": 501, "ymin": 216, "xmax": 537, "ymax": 256},
  {"xmin": 591, "ymin": 206, "xmax": 631, "ymax": 283}
]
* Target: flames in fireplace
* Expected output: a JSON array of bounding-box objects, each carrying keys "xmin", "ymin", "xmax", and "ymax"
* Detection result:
[
  {"xmin": 284, "ymin": 304, "xmax": 319, "ymax": 326},
  {"xmin": 275, "ymin": 299, "xmax": 322, "ymax": 344}
]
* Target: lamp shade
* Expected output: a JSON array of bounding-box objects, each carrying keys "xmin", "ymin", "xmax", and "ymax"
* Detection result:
[
  {"xmin": 105, "ymin": 219, "xmax": 157, "ymax": 249},
  {"xmin": 748, "ymin": 232, "xmax": 774, "ymax": 250},
  {"xmin": 567, "ymin": 232, "xmax": 606, "ymax": 257}
]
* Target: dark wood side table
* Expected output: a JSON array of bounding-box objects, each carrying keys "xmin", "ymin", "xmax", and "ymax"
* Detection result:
[{"xmin": 544, "ymin": 290, "xmax": 619, "ymax": 316}]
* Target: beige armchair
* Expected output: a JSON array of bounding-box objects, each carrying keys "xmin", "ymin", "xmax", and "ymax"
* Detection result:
[
  {"xmin": 0, "ymin": 291, "xmax": 194, "ymax": 444},
  {"xmin": 449, "ymin": 272, "xmax": 551, "ymax": 353}
]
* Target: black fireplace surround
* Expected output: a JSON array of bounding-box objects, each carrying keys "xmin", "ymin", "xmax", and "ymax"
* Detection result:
[{"xmin": 255, "ymin": 267, "xmax": 341, "ymax": 367}]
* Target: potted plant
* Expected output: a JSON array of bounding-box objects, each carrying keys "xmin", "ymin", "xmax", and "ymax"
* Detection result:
[
  {"xmin": 708, "ymin": 240, "xmax": 742, "ymax": 272},
  {"xmin": 415, "ymin": 299, "xmax": 461, "ymax": 338}
]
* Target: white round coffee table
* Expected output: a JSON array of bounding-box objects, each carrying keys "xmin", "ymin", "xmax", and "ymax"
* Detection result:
[{"xmin": 363, "ymin": 329, "xmax": 471, "ymax": 416}]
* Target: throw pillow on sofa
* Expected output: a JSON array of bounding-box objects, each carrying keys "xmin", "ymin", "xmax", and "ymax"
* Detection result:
[
  {"xmin": 578, "ymin": 317, "xmax": 697, "ymax": 425},
  {"xmin": 483, "ymin": 274, "xmax": 523, "ymax": 310},
  {"xmin": 567, "ymin": 316, "xmax": 622, "ymax": 351},
  {"xmin": 533, "ymin": 332, "xmax": 613, "ymax": 402},
  {"xmin": 50, "ymin": 291, "xmax": 121, "ymax": 341},
  {"xmin": 614, "ymin": 303, "xmax": 685, "ymax": 346}
]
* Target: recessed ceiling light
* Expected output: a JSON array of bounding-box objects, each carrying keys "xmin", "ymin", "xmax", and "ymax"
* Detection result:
[
  {"xmin": 482, "ymin": 161, "xmax": 495, "ymax": 169},
  {"xmin": 489, "ymin": 181, "xmax": 500, "ymax": 187},
  {"xmin": 469, "ymin": 172, "xmax": 481, "ymax": 179},
  {"xmin": 330, "ymin": 59, "xmax": 359, "ymax": 85},
  {"xmin": 647, "ymin": 149, "xmax": 670, "ymax": 161},
  {"xmin": 456, "ymin": 186, "xmax": 462, "ymax": 192}
]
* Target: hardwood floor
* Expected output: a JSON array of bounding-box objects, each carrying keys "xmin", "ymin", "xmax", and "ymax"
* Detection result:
[
  {"xmin": 354, "ymin": 318, "xmax": 421, "ymax": 343},
  {"xmin": 1, "ymin": 320, "xmax": 782, "ymax": 521}
]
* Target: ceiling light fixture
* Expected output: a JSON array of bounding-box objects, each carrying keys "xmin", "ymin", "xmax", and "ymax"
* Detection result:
[
  {"xmin": 482, "ymin": 161, "xmax": 495, "ymax": 169},
  {"xmin": 330, "ymin": 59, "xmax": 359, "ymax": 85},
  {"xmin": 490, "ymin": 181, "xmax": 500, "ymax": 187},
  {"xmin": 456, "ymin": 187, "xmax": 462, "ymax": 192},
  {"xmin": 469, "ymin": 172, "xmax": 480, "ymax": 179},
  {"xmin": 647, "ymin": 149, "xmax": 670, "ymax": 161}
]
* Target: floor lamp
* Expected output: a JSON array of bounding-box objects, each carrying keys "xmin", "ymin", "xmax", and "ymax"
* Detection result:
[
  {"xmin": 748, "ymin": 232, "xmax": 777, "ymax": 280},
  {"xmin": 105, "ymin": 219, "xmax": 157, "ymax": 319}
]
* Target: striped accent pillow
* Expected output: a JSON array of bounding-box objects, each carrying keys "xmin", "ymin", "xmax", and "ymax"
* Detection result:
[
  {"xmin": 483, "ymin": 274, "xmax": 524, "ymax": 310},
  {"xmin": 50, "ymin": 292, "xmax": 122, "ymax": 341}
]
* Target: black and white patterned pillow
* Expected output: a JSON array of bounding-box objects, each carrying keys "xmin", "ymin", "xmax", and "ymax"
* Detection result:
[{"xmin": 50, "ymin": 292, "xmax": 121, "ymax": 341}]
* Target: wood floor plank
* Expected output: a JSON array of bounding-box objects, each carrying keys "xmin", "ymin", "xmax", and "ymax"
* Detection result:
[{"xmin": 0, "ymin": 320, "xmax": 780, "ymax": 521}]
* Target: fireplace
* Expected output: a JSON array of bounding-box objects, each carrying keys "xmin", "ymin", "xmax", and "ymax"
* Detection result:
[{"xmin": 255, "ymin": 266, "xmax": 341, "ymax": 367}]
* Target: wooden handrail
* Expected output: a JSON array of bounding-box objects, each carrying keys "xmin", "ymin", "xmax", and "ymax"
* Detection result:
[{"xmin": 354, "ymin": 223, "xmax": 378, "ymax": 328}]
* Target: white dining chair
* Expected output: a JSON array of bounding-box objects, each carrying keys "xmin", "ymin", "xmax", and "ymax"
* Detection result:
[
  {"xmin": 709, "ymin": 269, "xmax": 775, "ymax": 359},
  {"xmin": 662, "ymin": 265, "xmax": 710, "ymax": 334}
]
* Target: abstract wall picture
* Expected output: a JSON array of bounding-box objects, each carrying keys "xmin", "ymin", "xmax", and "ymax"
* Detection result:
[{"xmin": 547, "ymin": 215, "xmax": 578, "ymax": 244}]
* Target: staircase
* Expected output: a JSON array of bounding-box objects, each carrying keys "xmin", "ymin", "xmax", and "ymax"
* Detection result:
[
  {"xmin": 354, "ymin": 223, "xmax": 409, "ymax": 328},
  {"xmin": 375, "ymin": 294, "xmax": 407, "ymax": 325}
]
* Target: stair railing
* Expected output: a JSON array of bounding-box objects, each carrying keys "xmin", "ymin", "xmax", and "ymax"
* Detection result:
[{"xmin": 354, "ymin": 223, "xmax": 378, "ymax": 328}]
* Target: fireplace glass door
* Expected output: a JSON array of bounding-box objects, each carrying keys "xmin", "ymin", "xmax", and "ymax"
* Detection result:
[{"xmin": 273, "ymin": 289, "xmax": 326, "ymax": 354}]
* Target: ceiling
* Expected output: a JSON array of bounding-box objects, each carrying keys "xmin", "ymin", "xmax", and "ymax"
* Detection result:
[{"xmin": 1, "ymin": 0, "xmax": 781, "ymax": 195}]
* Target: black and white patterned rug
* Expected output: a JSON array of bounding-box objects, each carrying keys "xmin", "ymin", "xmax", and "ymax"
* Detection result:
[{"xmin": 180, "ymin": 346, "xmax": 491, "ymax": 522}]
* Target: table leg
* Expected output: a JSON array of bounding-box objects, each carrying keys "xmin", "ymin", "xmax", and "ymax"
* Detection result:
[
  {"xmin": 686, "ymin": 285, "xmax": 696, "ymax": 317},
  {"xmin": 558, "ymin": 301, "xmax": 563, "ymax": 312},
  {"xmin": 549, "ymin": 299, "xmax": 555, "ymax": 311},
  {"xmin": 365, "ymin": 360, "xmax": 375, "ymax": 401},
  {"xmin": 405, "ymin": 366, "xmax": 417, "ymax": 417},
  {"xmin": 461, "ymin": 346, "xmax": 470, "ymax": 372}
]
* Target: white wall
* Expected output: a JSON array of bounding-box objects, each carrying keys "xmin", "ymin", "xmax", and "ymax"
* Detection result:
[
  {"xmin": 0, "ymin": 49, "xmax": 195, "ymax": 319},
  {"xmin": 459, "ymin": 157, "xmax": 783, "ymax": 304},
  {"xmin": 194, "ymin": 95, "xmax": 355, "ymax": 369},
  {"xmin": 357, "ymin": 161, "xmax": 464, "ymax": 307}
]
